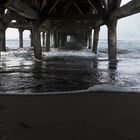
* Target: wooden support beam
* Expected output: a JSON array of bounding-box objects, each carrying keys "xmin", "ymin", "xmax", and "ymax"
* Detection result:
[
  {"xmin": 45, "ymin": 19, "xmax": 102, "ymax": 33},
  {"xmin": 0, "ymin": 13, "xmax": 25, "ymax": 22},
  {"xmin": 88, "ymin": 0, "xmax": 97, "ymax": 10},
  {"xmin": 63, "ymin": 0, "xmax": 75, "ymax": 14},
  {"xmin": 41, "ymin": 14, "xmax": 102, "ymax": 22},
  {"xmin": 18, "ymin": 28, "xmax": 24, "ymax": 48},
  {"xmin": 107, "ymin": 20, "xmax": 117, "ymax": 60},
  {"xmin": 8, "ymin": 22, "xmax": 31, "ymax": 30},
  {"xmin": 32, "ymin": 23, "xmax": 42, "ymax": 60},
  {"xmin": 5, "ymin": 0, "xmax": 39, "ymax": 19},
  {"xmin": 40, "ymin": 0, "xmax": 59, "ymax": 23},
  {"xmin": 111, "ymin": 0, "xmax": 140, "ymax": 20},
  {"xmin": 49, "ymin": 0, "xmax": 59, "ymax": 14},
  {"xmin": 59, "ymin": 24, "xmax": 89, "ymax": 30},
  {"xmin": 73, "ymin": 2, "xmax": 84, "ymax": 15},
  {"xmin": 88, "ymin": 0, "xmax": 106, "ymax": 17},
  {"xmin": 92, "ymin": 27, "xmax": 100, "ymax": 54}
]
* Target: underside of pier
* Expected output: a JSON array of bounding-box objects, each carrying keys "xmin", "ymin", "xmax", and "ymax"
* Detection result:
[
  {"xmin": 0, "ymin": 0, "xmax": 140, "ymax": 60},
  {"xmin": 1, "ymin": 1, "xmax": 140, "ymax": 139}
]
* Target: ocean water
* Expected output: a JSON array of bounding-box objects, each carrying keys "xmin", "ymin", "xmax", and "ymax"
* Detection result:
[
  {"xmin": 0, "ymin": 39, "xmax": 140, "ymax": 94},
  {"xmin": 6, "ymin": 39, "xmax": 31, "ymax": 49},
  {"xmin": 98, "ymin": 39, "xmax": 140, "ymax": 91}
]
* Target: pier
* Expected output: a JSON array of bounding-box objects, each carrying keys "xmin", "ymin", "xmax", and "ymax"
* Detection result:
[
  {"xmin": 0, "ymin": 0, "xmax": 140, "ymax": 60},
  {"xmin": 0, "ymin": 0, "xmax": 140, "ymax": 139}
]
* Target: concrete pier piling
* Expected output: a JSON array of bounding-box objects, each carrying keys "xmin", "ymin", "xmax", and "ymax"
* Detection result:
[
  {"xmin": 42, "ymin": 32, "xmax": 45, "ymax": 47},
  {"xmin": 32, "ymin": 23, "xmax": 42, "ymax": 60},
  {"xmin": 0, "ymin": 21, "xmax": 6, "ymax": 52},
  {"xmin": 46, "ymin": 30, "xmax": 50, "ymax": 52},
  {"xmin": 18, "ymin": 28, "xmax": 24, "ymax": 48},
  {"xmin": 53, "ymin": 31, "xmax": 58, "ymax": 48},
  {"xmin": 0, "ymin": 28, "xmax": 6, "ymax": 52},
  {"xmin": 108, "ymin": 20, "xmax": 117, "ymax": 60},
  {"xmin": 30, "ymin": 30, "xmax": 34, "ymax": 48},
  {"xmin": 88, "ymin": 30, "xmax": 92, "ymax": 49},
  {"xmin": 92, "ymin": 27, "xmax": 100, "ymax": 54}
]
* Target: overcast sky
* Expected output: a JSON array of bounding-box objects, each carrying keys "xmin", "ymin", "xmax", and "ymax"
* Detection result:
[{"xmin": 6, "ymin": 0, "xmax": 140, "ymax": 40}]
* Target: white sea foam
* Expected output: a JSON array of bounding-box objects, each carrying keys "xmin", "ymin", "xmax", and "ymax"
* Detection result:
[
  {"xmin": 88, "ymin": 84, "xmax": 140, "ymax": 93},
  {"xmin": 43, "ymin": 49, "xmax": 96, "ymax": 58},
  {"xmin": 88, "ymin": 84, "xmax": 128, "ymax": 92}
]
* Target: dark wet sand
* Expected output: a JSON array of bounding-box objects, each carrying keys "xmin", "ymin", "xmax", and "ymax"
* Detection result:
[{"xmin": 0, "ymin": 91, "xmax": 140, "ymax": 140}]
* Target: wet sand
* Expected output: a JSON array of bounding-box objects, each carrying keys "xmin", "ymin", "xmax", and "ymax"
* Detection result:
[{"xmin": 0, "ymin": 91, "xmax": 140, "ymax": 139}]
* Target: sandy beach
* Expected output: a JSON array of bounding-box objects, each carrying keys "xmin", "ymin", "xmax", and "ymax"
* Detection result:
[{"xmin": 0, "ymin": 91, "xmax": 140, "ymax": 139}]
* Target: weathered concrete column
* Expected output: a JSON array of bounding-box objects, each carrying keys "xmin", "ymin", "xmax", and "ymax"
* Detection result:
[
  {"xmin": 60, "ymin": 32, "xmax": 66, "ymax": 47},
  {"xmin": 107, "ymin": 20, "xmax": 117, "ymax": 60},
  {"xmin": 0, "ymin": 28, "xmax": 6, "ymax": 52},
  {"xmin": 81, "ymin": 33, "xmax": 87, "ymax": 47},
  {"xmin": 56, "ymin": 32, "xmax": 60, "ymax": 48},
  {"xmin": 86, "ymin": 32, "xmax": 90, "ymax": 48},
  {"xmin": 30, "ymin": 30, "xmax": 34, "ymax": 47},
  {"xmin": 80, "ymin": 33, "xmax": 84, "ymax": 46},
  {"xmin": 57, "ymin": 32, "xmax": 61, "ymax": 47},
  {"xmin": 59, "ymin": 32, "xmax": 62, "ymax": 47},
  {"xmin": 87, "ymin": 32, "xmax": 90, "ymax": 49},
  {"xmin": 18, "ymin": 28, "xmax": 24, "ymax": 48},
  {"xmin": 53, "ymin": 31, "xmax": 57, "ymax": 48},
  {"xmin": 32, "ymin": 23, "xmax": 42, "ymax": 60},
  {"xmin": 49, "ymin": 31, "xmax": 53, "ymax": 48},
  {"xmin": 92, "ymin": 27, "xmax": 100, "ymax": 54},
  {"xmin": 46, "ymin": 30, "xmax": 50, "ymax": 52},
  {"xmin": 79, "ymin": 33, "xmax": 84, "ymax": 46},
  {"xmin": 42, "ymin": 32, "xmax": 45, "ymax": 47},
  {"xmin": 88, "ymin": 30, "xmax": 92, "ymax": 49},
  {"xmin": 0, "ymin": 10, "xmax": 6, "ymax": 52}
]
